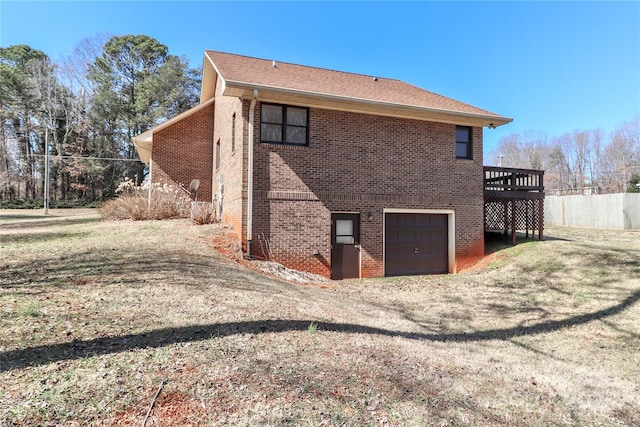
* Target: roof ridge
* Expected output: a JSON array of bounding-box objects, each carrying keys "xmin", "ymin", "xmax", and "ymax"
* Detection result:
[{"xmin": 205, "ymin": 50, "xmax": 402, "ymax": 83}]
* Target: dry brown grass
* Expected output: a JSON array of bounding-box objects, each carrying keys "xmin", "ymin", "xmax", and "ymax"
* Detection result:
[{"xmin": 1, "ymin": 209, "xmax": 638, "ymax": 426}]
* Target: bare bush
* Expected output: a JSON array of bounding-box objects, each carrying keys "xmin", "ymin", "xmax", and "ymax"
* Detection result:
[
  {"xmin": 99, "ymin": 179, "xmax": 191, "ymax": 220},
  {"xmin": 190, "ymin": 201, "xmax": 216, "ymax": 225}
]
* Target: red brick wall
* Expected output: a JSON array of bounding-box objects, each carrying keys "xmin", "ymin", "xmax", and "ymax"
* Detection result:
[
  {"xmin": 152, "ymin": 95, "xmax": 486, "ymax": 277},
  {"xmin": 152, "ymin": 104, "xmax": 214, "ymax": 202},
  {"xmin": 251, "ymin": 104, "xmax": 485, "ymax": 277}
]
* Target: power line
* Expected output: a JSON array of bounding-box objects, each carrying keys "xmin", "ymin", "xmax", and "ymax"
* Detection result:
[{"xmin": 28, "ymin": 153, "xmax": 141, "ymax": 162}]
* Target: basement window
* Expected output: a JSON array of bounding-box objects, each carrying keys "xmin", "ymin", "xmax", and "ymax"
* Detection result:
[
  {"xmin": 261, "ymin": 103, "xmax": 308, "ymax": 146},
  {"xmin": 456, "ymin": 126, "xmax": 472, "ymax": 159}
]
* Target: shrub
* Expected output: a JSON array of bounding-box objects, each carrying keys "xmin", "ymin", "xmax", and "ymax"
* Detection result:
[
  {"xmin": 0, "ymin": 199, "xmax": 102, "ymax": 209},
  {"xmin": 0, "ymin": 199, "xmax": 42, "ymax": 209},
  {"xmin": 99, "ymin": 179, "xmax": 195, "ymax": 221},
  {"xmin": 190, "ymin": 201, "xmax": 216, "ymax": 225},
  {"xmin": 627, "ymin": 173, "xmax": 640, "ymax": 193}
]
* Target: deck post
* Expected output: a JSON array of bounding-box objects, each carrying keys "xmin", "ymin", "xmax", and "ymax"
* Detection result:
[
  {"xmin": 511, "ymin": 199, "xmax": 517, "ymax": 245},
  {"xmin": 539, "ymin": 199, "xmax": 544, "ymax": 241},
  {"xmin": 525, "ymin": 200, "xmax": 530, "ymax": 238},
  {"xmin": 503, "ymin": 201, "xmax": 508, "ymax": 235}
]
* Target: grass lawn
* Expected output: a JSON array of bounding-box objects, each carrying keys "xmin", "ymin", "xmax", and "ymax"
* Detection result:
[{"xmin": 1, "ymin": 209, "xmax": 639, "ymax": 426}]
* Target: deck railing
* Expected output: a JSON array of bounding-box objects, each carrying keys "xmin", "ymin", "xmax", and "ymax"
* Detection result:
[{"xmin": 484, "ymin": 166, "xmax": 544, "ymax": 195}]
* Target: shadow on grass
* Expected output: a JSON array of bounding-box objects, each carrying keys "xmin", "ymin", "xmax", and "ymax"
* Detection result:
[
  {"xmin": 2, "ymin": 289, "xmax": 638, "ymax": 373},
  {"xmin": 0, "ymin": 231, "xmax": 91, "ymax": 244},
  {"xmin": 0, "ymin": 215, "xmax": 101, "ymax": 230},
  {"xmin": 0, "ymin": 247, "xmax": 280, "ymax": 295},
  {"xmin": 484, "ymin": 231, "xmax": 570, "ymax": 256}
]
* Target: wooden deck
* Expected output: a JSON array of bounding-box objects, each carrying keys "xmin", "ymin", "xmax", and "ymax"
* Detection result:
[{"xmin": 484, "ymin": 166, "xmax": 545, "ymax": 244}]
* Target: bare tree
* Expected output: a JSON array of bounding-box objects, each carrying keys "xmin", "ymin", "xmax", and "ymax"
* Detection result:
[
  {"xmin": 489, "ymin": 131, "xmax": 549, "ymax": 170},
  {"xmin": 567, "ymin": 128, "xmax": 604, "ymax": 192},
  {"xmin": 55, "ymin": 34, "xmax": 110, "ymax": 199},
  {"xmin": 600, "ymin": 118, "xmax": 640, "ymax": 192}
]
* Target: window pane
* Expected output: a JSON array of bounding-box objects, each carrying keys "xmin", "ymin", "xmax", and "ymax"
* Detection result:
[
  {"xmin": 336, "ymin": 235, "xmax": 355, "ymax": 244},
  {"xmin": 456, "ymin": 127, "xmax": 470, "ymax": 143},
  {"xmin": 336, "ymin": 220, "xmax": 353, "ymax": 236},
  {"xmin": 287, "ymin": 107, "xmax": 307, "ymax": 126},
  {"xmin": 336, "ymin": 219, "xmax": 355, "ymax": 244},
  {"xmin": 336, "ymin": 219, "xmax": 353, "ymax": 236},
  {"xmin": 262, "ymin": 104, "xmax": 283, "ymax": 123},
  {"xmin": 286, "ymin": 126, "xmax": 307, "ymax": 144},
  {"xmin": 261, "ymin": 123, "xmax": 282, "ymax": 142},
  {"xmin": 456, "ymin": 142, "xmax": 469, "ymax": 158}
]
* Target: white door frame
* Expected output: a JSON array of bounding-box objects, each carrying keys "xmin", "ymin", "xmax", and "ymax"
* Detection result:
[{"xmin": 383, "ymin": 208, "xmax": 456, "ymax": 274}]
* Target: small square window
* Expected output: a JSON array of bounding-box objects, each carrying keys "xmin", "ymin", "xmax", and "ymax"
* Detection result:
[
  {"xmin": 456, "ymin": 126, "xmax": 472, "ymax": 159},
  {"xmin": 260, "ymin": 103, "xmax": 308, "ymax": 145}
]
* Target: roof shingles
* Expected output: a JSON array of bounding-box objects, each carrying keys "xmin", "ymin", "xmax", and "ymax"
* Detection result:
[{"xmin": 205, "ymin": 50, "xmax": 507, "ymax": 120}]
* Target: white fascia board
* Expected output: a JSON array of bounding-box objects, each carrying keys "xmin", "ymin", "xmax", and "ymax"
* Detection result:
[
  {"xmin": 204, "ymin": 52, "xmax": 227, "ymax": 98},
  {"xmin": 224, "ymin": 80, "xmax": 513, "ymax": 127}
]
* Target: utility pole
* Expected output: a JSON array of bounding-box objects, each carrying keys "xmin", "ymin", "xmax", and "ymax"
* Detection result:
[{"xmin": 44, "ymin": 128, "xmax": 50, "ymax": 215}]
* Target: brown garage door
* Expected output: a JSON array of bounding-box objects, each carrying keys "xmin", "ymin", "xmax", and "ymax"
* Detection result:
[{"xmin": 385, "ymin": 213, "xmax": 448, "ymax": 277}]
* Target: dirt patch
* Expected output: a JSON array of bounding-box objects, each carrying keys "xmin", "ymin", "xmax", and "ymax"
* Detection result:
[
  {"xmin": 459, "ymin": 250, "xmax": 505, "ymax": 272},
  {"xmin": 209, "ymin": 224, "xmax": 243, "ymax": 261},
  {"xmin": 107, "ymin": 389, "xmax": 208, "ymax": 427}
]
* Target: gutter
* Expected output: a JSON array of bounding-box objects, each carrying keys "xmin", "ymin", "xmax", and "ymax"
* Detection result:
[
  {"xmin": 224, "ymin": 80, "xmax": 512, "ymax": 127},
  {"xmin": 246, "ymin": 89, "xmax": 258, "ymax": 258}
]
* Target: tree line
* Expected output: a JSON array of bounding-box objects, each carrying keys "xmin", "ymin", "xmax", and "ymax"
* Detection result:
[
  {"xmin": 2, "ymin": 33, "xmax": 638, "ymax": 205},
  {"xmin": 0, "ymin": 34, "xmax": 199, "ymax": 205},
  {"xmin": 488, "ymin": 117, "xmax": 640, "ymax": 194}
]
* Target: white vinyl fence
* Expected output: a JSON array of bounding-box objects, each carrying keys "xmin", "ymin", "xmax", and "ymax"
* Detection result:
[{"xmin": 545, "ymin": 193, "xmax": 640, "ymax": 229}]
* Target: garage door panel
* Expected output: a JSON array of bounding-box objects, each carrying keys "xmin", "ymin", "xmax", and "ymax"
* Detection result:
[
  {"xmin": 385, "ymin": 213, "xmax": 448, "ymax": 277},
  {"xmin": 385, "ymin": 243, "xmax": 396, "ymax": 256},
  {"xmin": 416, "ymin": 229, "xmax": 429, "ymax": 240},
  {"xmin": 431, "ymin": 229, "xmax": 447, "ymax": 241}
]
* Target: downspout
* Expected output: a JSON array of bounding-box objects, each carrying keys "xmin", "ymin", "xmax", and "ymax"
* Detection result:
[
  {"xmin": 147, "ymin": 157, "xmax": 153, "ymax": 209},
  {"xmin": 247, "ymin": 89, "xmax": 258, "ymax": 258},
  {"xmin": 211, "ymin": 100, "xmax": 217, "ymax": 208}
]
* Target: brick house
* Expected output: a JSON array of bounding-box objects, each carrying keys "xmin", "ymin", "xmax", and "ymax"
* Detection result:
[{"xmin": 134, "ymin": 51, "xmax": 512, "ymax": 279}]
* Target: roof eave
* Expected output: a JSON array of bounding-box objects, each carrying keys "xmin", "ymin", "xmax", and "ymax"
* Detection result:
[
  {"xmin": 200, "ymin": 53, "xmax": 220, "ymax": 102},
  {"xmin": 224, "ymin": 80, "xmax": 512, "ymax": 128}
]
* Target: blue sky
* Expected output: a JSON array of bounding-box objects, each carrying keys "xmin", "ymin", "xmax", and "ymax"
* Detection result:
[{"xmin": 1, "ymin": 1, "xmax": 639, "ymax": 158}]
